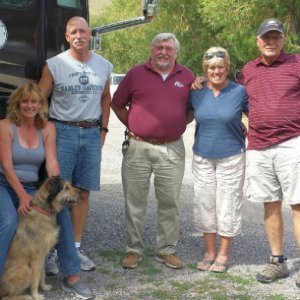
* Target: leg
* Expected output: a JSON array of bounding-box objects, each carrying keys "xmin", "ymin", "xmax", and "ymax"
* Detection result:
[
  {"xmin": 29, "ymin": 257, "xmax": 44, "ymax": 299},
  {"xmin": 204, "ymin": 233, "xmax": 217, "ymax": 260},
  {"xmin": 39, "ymin": 261, "xmax": 52, "ymax": 291},
  {"xmin": 55, "ymin": 123, "xmax": 100, "ymax": 272},
  {"xmin": 192, "ymin": 153, "xmax": 218, "ymax": 270},
  {"xmin": 56, "ymin": 208, "xmax": 93, "ymax": 298},
  {"xmin": 292, "ymin": 204, "xmax": 300, "ymax": 288},
  {"xmin": 209, "ymin": 236, "xmax": 232, "ymax": 272},
  {"xmin": 0, "ymin": 265, "xmax": 31, "ymax": 299},
  {"xmin": 72, "ymin": 127, "xmax": 101, "ymax": 243},
  {"xmin": 264, "ymin": 201, "xmax": 283, "ymax": 256},
  {"xmin": 256, "ymin": 201, "xmax": 288, "ymax": 283},
  {"xmin": 292, "ymin": 204, "xmax": 300, "ymax": 253},
  {"xmin": 212, "ymin": 153, "xmax": 245, "ymax": 272},
  {"xmin": 71, "ymin": 189, "xmax": 90, "ymax": 244},
  {"xmin": 192, "ymin": 153, "xmax": 218, "ymax": 234},
  {"xmin": 56, "ymin": 207, "xmax": 80, "ymax": 277},
  {"xmin": 0, "ymin": 184, "xmax": 18, "ymax": 277},
  {"xmin": 71, "ymin": 190, "xmax": 96, "ymax": 272},
  {"xmin": 153, "ymin": 139, "xmax": 185, "ymax": 255},
  {"xmin": 122, "ymin": 139, "xmax": 151, "ymax": 255},
  {"xmin": 197, "ymin": 233, "xmax": 216, "ymax": 271}
]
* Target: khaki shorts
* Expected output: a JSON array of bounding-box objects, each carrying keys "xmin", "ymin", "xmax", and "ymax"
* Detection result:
[{"xmin": 246, "ymin": 135, "xmax": 300, "ymax": 205}]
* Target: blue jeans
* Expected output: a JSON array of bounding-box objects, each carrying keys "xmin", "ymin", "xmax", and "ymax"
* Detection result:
[
  {"xmin": 0, "ymin": 174, "xmax": 80, "ymax": 278},
  {"xmin": 54, "ymin": 121, "xmax": 101, "ymax": 191}
]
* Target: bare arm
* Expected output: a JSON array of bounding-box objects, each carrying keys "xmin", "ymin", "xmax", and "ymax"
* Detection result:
[
  {"xmin": 38, "ymin": 64, "xmax": 54, "ymax": 98},
  {"xmin": 100, "ymin": 79, "xmax": 111, "ymax": 148},
  {"xmin": 191, "ymin": 76, "xmax": 207, "ymax": 90},
  {"xmin": 186, "ymin": 109, "xmax": 194, "ymax": 124},
  {"xmin": 0, "ymin": 120, "xmax": 32, "ymax": 215},
  {"xmin": 111, "ymin": 101, "xmax": 129, "ymax": 128},
  {"xmin": 42, "ymin": 122, "xmax": 60, "ymax": 177}
]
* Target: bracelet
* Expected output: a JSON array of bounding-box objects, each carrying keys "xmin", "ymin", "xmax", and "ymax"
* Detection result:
[{"xmin": 101, "ymin": 127, "xmax": 109, "ymax": 133}]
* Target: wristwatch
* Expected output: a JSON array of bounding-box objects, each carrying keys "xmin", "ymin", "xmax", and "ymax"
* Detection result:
[{"xmin": 101, "ymin": 127, "xmax": 109, "ymax": 133}]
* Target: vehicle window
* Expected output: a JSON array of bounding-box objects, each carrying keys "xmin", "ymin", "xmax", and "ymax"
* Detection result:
[
  {"xmin": 0, "ymin": 0, "xmax": 31, "ymax": 6},
  {"xmin": 112, "ymin": 76, "xmax": 125, "ymax": 85},
  {"xmin": 57, "ymin": 0, "xmax": 81, "ymax": 9}
]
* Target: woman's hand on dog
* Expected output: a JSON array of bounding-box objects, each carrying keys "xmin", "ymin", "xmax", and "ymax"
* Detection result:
[{"xmin": 18, "ymin": 192, "xmax": 33, "ymax": 215}]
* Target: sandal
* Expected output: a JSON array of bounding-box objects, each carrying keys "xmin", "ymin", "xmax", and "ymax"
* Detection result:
[
  {"xmin": 209, "ymin": 260, "xmax": 227, "ymax": 273},
  {"xmin": 197, "ymin": 258, "xmax": 214, "ymax": 271}
]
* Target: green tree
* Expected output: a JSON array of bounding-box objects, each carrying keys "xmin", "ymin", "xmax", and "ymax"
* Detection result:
[{"xmin": 90, "ymin": 0, "xmax": 300, "ymax": 76}]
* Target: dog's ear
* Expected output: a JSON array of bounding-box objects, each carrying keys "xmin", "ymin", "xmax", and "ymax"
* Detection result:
[{"xmin": 46, "ymin": 176, "xmax": 64, "ymax": 204}]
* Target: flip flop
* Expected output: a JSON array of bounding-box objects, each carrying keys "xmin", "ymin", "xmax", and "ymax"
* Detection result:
[
  {"xmin": 197, "ymin": 258, "xmax": 214, "ymax": 271},
  {"xmin": 209, "ymin": 260, "xmax": 227, "ymax": 273}
]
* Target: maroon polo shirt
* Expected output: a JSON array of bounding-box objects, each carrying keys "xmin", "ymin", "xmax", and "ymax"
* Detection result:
[
  {"xmin": 112, "ymin": 59, "xmax": 195, "ymax": 141},
  {"xmin": 239, "ymin": 51, "xmax": 300, "ymax": 150}
]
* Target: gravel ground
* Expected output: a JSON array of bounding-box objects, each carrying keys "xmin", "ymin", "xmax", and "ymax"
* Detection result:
[{"xmin": 44, "ymin": 113, "xmax": 300, "ymax": 300}]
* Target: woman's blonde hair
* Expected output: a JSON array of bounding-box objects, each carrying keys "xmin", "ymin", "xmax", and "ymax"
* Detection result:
[
  {"xmin": 7, "ymin": 82, "xmax": 48, "ymax": 128},
  {"xmin": 203, "ymin": 47, "xmax": 230, "ymax": 74}
]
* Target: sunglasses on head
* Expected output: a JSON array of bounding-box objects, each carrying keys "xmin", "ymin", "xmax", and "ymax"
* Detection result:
[{"xmin": 204, "ymin": 51, "xmax": 226, "ymax": 60}]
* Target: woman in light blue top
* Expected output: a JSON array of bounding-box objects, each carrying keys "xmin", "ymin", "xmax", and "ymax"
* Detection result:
[{"xmin": 187, "ymin": 47, "xmax": 249, "ymax": 272}]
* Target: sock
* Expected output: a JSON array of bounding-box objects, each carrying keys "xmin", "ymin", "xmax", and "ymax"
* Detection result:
[{"xmin": 272, "ymin": 255, "xmax": 285, "ymax": 263}]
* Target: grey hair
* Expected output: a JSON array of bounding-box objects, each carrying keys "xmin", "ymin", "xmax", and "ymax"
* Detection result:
[{"xmin": 151, "ymin": 33, "xmax": 180, "ymax": 52}]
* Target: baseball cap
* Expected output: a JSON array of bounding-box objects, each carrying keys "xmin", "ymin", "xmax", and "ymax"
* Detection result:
[{"xmin": 257, "ymin": 18, "xmax": 284, "ymax": 37}]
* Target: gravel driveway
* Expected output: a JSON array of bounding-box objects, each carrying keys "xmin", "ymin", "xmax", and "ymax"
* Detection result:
[{"xmin": 44, "ymin": 113, "xmax": 300, "ymax": 300}]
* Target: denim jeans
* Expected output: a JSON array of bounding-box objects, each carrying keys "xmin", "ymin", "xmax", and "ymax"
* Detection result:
[
  {"xmin": 0, "ymin": 174, "xmax": 80, "ymax": 278},
  {"xmin": 54, "ymin": 121, "xmax": 101, "ymax": 191}
]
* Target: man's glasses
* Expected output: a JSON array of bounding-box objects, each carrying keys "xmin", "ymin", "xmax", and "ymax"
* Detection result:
[
  {"xmin": 204, "ymin": 51, "xmax": 226, "ymax": 60},
  {"xmin": 154, "ymin": 45, "xmax": 176, "ymax": 52}
]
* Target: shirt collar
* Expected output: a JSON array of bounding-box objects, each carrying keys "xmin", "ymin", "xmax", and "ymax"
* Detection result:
[
  {"xmin": 255, "ymin": 50, "xmax": 287, "ymax": 66},
  {"xmin": 144, "ymin": 59, "xmax": 183, "ymax": 76}
]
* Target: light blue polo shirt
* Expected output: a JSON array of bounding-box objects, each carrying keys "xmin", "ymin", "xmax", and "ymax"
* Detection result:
[{"xmin": 188, "ymin": 81, "xmax": 249, "ymax": 158}]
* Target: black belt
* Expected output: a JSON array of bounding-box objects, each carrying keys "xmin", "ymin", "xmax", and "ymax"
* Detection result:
[
  {"xmin": 49, "ymin": 118, "xmax": 100, "ymax": 128},
  {"xmin": 20, "ymin": 180, "xmax": 39, "ymax": 188}
]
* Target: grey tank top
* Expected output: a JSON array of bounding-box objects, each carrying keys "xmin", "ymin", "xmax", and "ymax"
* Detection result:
[{"xmin": 5, "ymin": 124, "xmax": 45, "ymax": 182}]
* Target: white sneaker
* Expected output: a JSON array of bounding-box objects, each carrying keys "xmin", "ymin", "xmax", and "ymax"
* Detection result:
[
  {"xmin": 76, "ymin": 248, "xmax": 96, "ymax": 271},
  {"xmin": 45, "ymin": 249, "xmax": 59, "ymax": 276}
]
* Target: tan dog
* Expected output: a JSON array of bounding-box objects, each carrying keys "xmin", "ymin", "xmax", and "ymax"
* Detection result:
[{"xmin": 0, "ymin": 176, "xmax": 79, "ymax": 300}]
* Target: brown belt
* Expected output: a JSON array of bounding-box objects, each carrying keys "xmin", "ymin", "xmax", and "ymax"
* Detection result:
[
  {"xmin": 50, "ymin": 118, "xmax": 100, "ymax": 128},
  {"xmin": 129, "ymin": 132, "xmax": 175, "ymax": 145}
]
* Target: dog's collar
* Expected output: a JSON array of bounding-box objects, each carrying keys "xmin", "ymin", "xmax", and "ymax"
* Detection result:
[{"xmin": 30, "ymin": 205, "xmax": 54, "ymax": 216}]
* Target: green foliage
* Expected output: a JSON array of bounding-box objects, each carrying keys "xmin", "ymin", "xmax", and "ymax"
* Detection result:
[{"xmin": 90, "ymin": 0, "xmax": 300, "ymax": 75}]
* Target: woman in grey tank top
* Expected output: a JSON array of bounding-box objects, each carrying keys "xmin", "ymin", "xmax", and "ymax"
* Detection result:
[{"xmin": 0, "ymin": 83, "xmax": 85, "ymax": 294}]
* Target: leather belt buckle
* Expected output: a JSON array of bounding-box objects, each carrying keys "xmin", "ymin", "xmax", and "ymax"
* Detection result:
[{"xmin": 76, "ymin": 121, "xmax": 91, "ymax": 128}]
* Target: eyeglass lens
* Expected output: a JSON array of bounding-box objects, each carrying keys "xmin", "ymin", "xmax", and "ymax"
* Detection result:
[{"xmin": 204, "ymin": 51, "xmax": 225, "ymax": 60}]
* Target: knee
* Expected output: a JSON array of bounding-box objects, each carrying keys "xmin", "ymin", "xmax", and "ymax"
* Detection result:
[
  {"xmin": 264, "ymin": 201, "xmax": 282, "ymax": 214},
  {"xmin": 76, "ymin": 190, "xmax": 90, "ymax": 205}
]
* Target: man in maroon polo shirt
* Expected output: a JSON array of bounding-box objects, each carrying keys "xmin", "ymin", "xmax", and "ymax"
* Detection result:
[
  {"xmin": 239, "ymin": 18, "xmax": 300, "ymax": 285},
  {"xmin": 111, "ymin": 33, "xmax": 195, "ymax": 269}
]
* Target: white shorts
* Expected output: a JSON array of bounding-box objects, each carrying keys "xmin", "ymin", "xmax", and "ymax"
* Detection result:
[
  {"xmin": 192, "ymin": 153, "xmax": 245, "ymax": 237},
  {"xmin": 246, "ymin": 135, "xmax": 300, "ymax": 205}
]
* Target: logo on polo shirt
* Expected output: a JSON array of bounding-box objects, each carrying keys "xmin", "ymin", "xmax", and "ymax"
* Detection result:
[{"xmin": 174, "ymin": 81, "xmax": 184, "ymax": 88}]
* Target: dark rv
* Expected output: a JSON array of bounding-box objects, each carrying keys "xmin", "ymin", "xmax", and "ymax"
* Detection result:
[{"xmin": 0, "ymin": 0, "xmax": 157, "ymax": 118}]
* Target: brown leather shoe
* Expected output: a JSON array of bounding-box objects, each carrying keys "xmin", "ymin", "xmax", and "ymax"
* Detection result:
[
  {"xmin": 122, "ymin": 252, "xmax": 142, "ymax": 269},
  {"xmin": 155, "ymin": 253, "xmax": 184, "ymax": 269}
]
